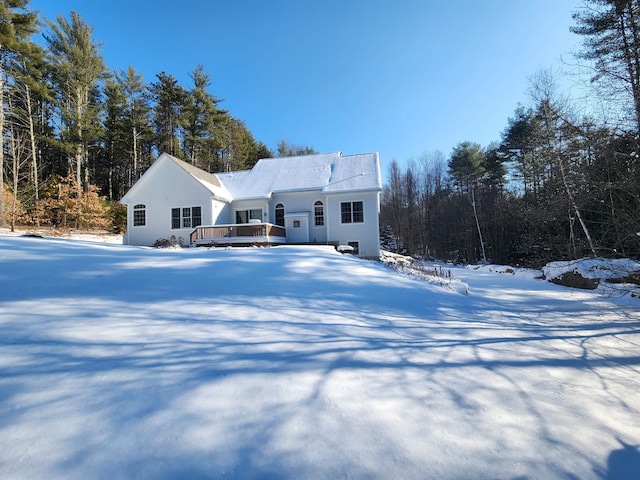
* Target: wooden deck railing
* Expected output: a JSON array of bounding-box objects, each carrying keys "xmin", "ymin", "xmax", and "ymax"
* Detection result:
[{"xmin": 190, "ymin": 223, "xmax": 286, "ymax": 245}]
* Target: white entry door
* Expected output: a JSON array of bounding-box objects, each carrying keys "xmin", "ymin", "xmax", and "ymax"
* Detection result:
[{"xmin": 285, "ymin": 212, "xmax": 310, "ymax": 243}]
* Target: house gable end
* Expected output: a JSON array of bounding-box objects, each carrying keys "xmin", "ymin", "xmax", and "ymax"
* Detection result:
[{"xmin": 121, "ymin": 153, "xmax": 230, "ymax": 205}]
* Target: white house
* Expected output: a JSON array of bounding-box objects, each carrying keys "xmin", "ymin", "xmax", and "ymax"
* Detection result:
[{"xmin": 120, "ymin": 151, "xmax": 382, "ymax": 258}]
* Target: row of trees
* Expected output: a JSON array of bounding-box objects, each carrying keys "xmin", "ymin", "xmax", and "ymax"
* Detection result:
[
  {"xmin": 0, "ymin": 2, "xmax": 308, "ymax": 231},
  {"xmin": 381, "ymin": 0, "xmax": 640, "ymax": 266}
]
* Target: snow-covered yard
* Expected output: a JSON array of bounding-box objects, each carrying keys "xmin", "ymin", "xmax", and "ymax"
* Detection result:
[{"xmin": 0, "ymin": 234, "xmax": 639, "ymax": 479}]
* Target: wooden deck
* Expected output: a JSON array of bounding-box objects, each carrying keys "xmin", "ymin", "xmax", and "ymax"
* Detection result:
[{"xmin": 190, "ymin": 223, "xmax": 287, "ymax": 247}]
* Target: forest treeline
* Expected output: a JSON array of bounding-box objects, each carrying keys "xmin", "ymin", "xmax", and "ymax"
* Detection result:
[
  {"xmin": 0, "ymin": 2, "xmax": 317, "ymax": 232},
  {"xmin": 381, "ymin": 0, "xmax": 640, "ymax": 267}
]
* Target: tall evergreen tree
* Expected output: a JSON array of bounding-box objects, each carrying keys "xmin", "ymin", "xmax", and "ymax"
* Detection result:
[
  {"xmin": 572, "ymin": 0, "xmax": 640, "ymax": 136},
  {"xmin": 182, "ymin": 65, "xmax": 226, "ymax": 169},
  {"xmin": 221, "ymin": 117, "xmax": 271, "ymax": 171},
  {"xmin": 501, "ymin": 106, "xmax": 544, "ymax": 198},
  {"xmin": 44, "ymin": 10, "xmax": 107, "ymax": 192},
  {"xmin": 102, "ymin": 78, "xmax": 128, "ymax": 199},
  {"xmin": 448, "ymin": 141, "xmax": 486, "ymax": 191},
  {"xmin": 150, "ymin": 71, "xmax": 186, "ymax": 158},
  {"xmin": 448, "ymin": 142, "xmax": 488, "ymax": 262},
  {"xmin": 114, "ymin": 65, "xmax": 152, "ymax": 187}
]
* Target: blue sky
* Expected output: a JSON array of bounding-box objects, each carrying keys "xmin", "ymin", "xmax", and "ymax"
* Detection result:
[{"xmin": 29, "ymin": 0, "xmax": 583, "ymax": 177}]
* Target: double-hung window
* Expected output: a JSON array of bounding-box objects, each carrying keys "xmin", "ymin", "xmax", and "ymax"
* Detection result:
[
  {"xmin": 133, "ymin": 204, "xmax": 146, "ymax": 227},
  {"xmin": 340, "ymin": 201, "xmax": 364, "ymax": 224},
  {"xmin": 171, "ymin": 206, "xmax": 202, "ymax": 229}
]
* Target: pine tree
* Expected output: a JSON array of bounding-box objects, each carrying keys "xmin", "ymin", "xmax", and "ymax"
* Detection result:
[
  {"xmin": 182, "ymin": 65, "xmax": 226, "ymax": 169},
  {"xmin": 448, "ymin": 142, "xmax": 488, "ymax": 262},
  {"xmin": 150, "ymin": 71, "xmax": 187, "ymax": 158},
  {"xmin": 572, "ymin": 0, "xmax": 640, "ymax": 136},
  {"xmin": 44, "ymin": 11, "xmax": 107, "ymax": 192},
  {"xmin": 102, "ymin": 78, "xmax": 128, "ymax": 199},
  {"xmin": 500, "ymin": 106, "xmax": 544, "ymax": 198},
  {"xmin": 276, "ymin": 140, "xmax": 317, "ymax": 157},
  {"xmin": 0, "ymin": 0, "xmax": 37, "ymax": 226},
  {"xmin": 115, "ymin": 66, "xmax": 152, "ymax": 186}
]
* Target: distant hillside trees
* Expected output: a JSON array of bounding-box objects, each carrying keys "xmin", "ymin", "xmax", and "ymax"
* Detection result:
[
  {"xmin": 381, "ymin": 79, "xmax": 640, "ymax": 266},
  {"xmin": 381, "ymin": 0, "xmax": 640, "ymax": 266},
  {"xmin": 276, "ymin": 139, "xmax": 317, "ymax": 157}
]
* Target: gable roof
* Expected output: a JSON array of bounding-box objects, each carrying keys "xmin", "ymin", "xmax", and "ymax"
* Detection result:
[
  {"xmin": 169, "ymin": 155, "xmax": 232, "ymax": 200},
  {"xmin": 217, "ymin": 152, "xmax": 382, "ymax": 200},
  {"xmin": 121, "ymin": 153, "xmax": 232, "ymax": 204},
  {"xmin": 122, "ymin": 151, "xmax": 381, "ymax": 204}
]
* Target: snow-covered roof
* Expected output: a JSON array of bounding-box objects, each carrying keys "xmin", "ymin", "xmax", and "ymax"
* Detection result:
[
  {"xmin": 216, "ymin": 152, "xmax": 381, "ymax": 200},
  {"xmin": 120, "ymin": 153, "xmax": 233, "ymax": 204},
  {"xmin": 169, "ymin": 155, "xmax": 232, "ymax": 201},
  {"xmin": 122, "ymin": 152, "xmax": 381, "ymax": 204}
]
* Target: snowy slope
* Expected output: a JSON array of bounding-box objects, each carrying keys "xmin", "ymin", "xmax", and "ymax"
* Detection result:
[{"xmin": 0, "ymin": 236, "xmax": 639, "ymax": 479}]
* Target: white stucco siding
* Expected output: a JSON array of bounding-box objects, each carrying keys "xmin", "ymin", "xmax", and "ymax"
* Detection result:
[
  {"xmin": 325, "ymin": 191, "xmax": 380, "ymax": 258},
  {"xmin": 229, "ymin": 199, "xmax": 270, "ymax": 223},
  {"xmin": 270, "ymin": 191, "xmax": 327, "ymax": 243},
  {"xmin": 216, "ymin": 202, "xmax": 234, "ymax": 224}
]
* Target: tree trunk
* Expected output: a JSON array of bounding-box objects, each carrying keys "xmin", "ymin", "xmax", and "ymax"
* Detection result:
[
  {"xmin": 470, "ymin": 187, "xmax": 487, "ymax": 263},
  {"xmin": 24, "ymin": 83, "xmax": 39, "ymax": 202},
  {"xmin": 132, "ymin": 124, "xmax": 138, "ymax": 185},
  {"xmin": 558, "ymin": 156, "xmax": 597, "ymax": 256},
  {"xmin": 0, "ymin": 57, "xmax": 5, "ymax": 228},
  {"xmin": 10, "ymin": 132, "xmax": 20, "ymax": 232},
  {"xmin": 75, "ymin": 85, "xmax": 84, "ymax": 194}
]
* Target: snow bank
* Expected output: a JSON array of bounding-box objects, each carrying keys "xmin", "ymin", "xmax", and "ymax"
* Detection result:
[
  {"xmin": 543, "ymin": 257, "xmax": 640, "ymax": 295},
  {"xmin": 543, "ymin": 257, "xmax": 640, "ymax": 281}
]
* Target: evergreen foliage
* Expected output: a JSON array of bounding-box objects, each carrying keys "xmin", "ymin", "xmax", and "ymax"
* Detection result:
[
  {"xmin": 572, "ymin": 0, "xmax": 640, "ymax": 135},
  {"xmin": 276, "ymin": 139, "xmax": 317, "ymax": 157}
]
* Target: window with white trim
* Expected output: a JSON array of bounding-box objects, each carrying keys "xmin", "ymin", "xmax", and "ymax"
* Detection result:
[
  {"xmin": 235, "ymin": 209, "xmax": 262, "ymax": 223},
  {"xmin": 275, "ymin": 203, "xmax": 285, "ymax": 227},
  {"xmin": 133, "ymin": 204, "xmax": 146, "ymax": 227},
  {"xmin": 340, "ymin": 201, "xmax": 364, "ymax": 224},
  {"xmin": 314, "ymin": 201, "xmax": 324, "ymax": 226},
  {"xmin": 171, "ymin": 206, "xmax": 202, "ymax": 229}
]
